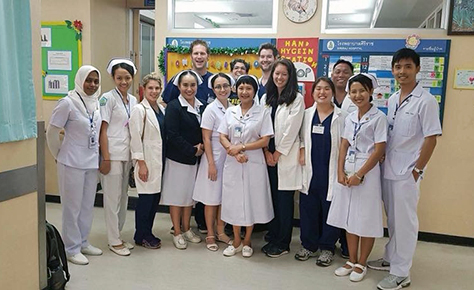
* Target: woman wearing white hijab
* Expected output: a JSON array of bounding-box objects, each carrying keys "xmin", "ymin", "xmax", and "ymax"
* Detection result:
[
  {"xmin": 47, "ymin": 65, "xmax": 103, "ymax": 265},
  {"xmin": 99, "ymin": 58, "xmax": 138, "ymax": 256}
]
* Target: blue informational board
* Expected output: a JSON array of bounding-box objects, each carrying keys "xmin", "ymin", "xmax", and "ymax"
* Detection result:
[
  {"xmin": 166, "ymin": 37, "xmax": 275, "ymax": 48},
  {"xmin": 317, "ymin": 39, "xmax": 450, "ymax": 124}
]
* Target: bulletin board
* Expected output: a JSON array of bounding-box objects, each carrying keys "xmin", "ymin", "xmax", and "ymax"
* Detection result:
[
  {"xmin": 161, "ymin": 37, "xmax": 274, "ymax": 83},
  {"xmin": 277, "ymin": 37, "xmax": 319, "ymax": 108},
  {"xmin": 41, "ymin": 21, "xmax": 83, "ymax": 100},
  {"xmin": 317, "ymin": 39, "xmax": 450, "ymax": 124}
]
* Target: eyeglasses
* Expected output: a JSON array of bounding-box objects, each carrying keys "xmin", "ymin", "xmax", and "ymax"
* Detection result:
[{"xmin": 214, "ymin": 84, "xmax": 231, "ymax": 90}]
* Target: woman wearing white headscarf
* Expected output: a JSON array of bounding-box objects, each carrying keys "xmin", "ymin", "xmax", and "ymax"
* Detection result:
[
  {"xmin": 98, "ymin": 58, "xmax": 138, "ymax": 256},
  {"xmin": 47, "ymin": 65, "xmax": 103, "ymax": 265}
]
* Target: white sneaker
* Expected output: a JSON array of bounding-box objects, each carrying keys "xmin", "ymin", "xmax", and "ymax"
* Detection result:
[
  {"xmin": 335, "ymin": 261, "xmax": 355, "ymax": 276},
  {"xmin": 122, "ymin": 241, "xmax": 135, "ymax": 250},
  {"xmin": 183, "ymin": 229, "xmax": 202, "ymax": 243},
  {"xmin": 81, "ymin": 245, "xmax": 103, "ymax": 256},
  {"xmin": 67, "ymin": 253, "xmax": 89, "ymax": 265},
  {"xmin": 108, "ymin": 244, "xmax": 131, "ymax": 256},
  {"xmin": 349, "ymin": 264, "xmax": 367, "ymax": 282},
  {"xmin": 242, "ymin": 245, "xmax": 253, "ymax": 258},
  {"xmin": 223, "ymin": 243, "xmax": 243, "ymax": 257},
  {"xmin": 173, "ymin": 234, "xmax": 188, "ymax": 250}
]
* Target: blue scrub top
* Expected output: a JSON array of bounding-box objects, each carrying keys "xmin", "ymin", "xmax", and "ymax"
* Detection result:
[
  {"xmin": 257, "ymin": 81, "xmax": 266, "ymax": 101},
  {"xmin": 162, "ymin": 71, "xmax": 215, "ymax": 105},
  {"xmin": 309, "ymin": 110, "xmax": 333, "ymax": 192}
]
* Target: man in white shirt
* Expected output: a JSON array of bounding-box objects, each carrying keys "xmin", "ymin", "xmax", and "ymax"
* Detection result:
[
  {"xmin": 369, "ymin": 48, "xmax": 442, "ymax": 290},
  {"xmin": 331, "ymin": 59, "xmax": 355, "ymax": 112}
]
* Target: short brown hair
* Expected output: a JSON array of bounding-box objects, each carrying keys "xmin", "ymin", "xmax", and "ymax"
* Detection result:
[
  {"xmin": 258, "ymin": 42, "xmax": 279, "ymax": 58},
  {"xmin": 190, "ymin": 39, "xmax": 210, "ymax": 55}
]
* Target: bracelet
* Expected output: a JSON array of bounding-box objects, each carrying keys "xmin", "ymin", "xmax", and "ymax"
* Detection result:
[
  {"xmin": 242, "ymin": 144, "xmax": 246, "ymax": 151},
  {"xmin": 354, "ymin": 172, "xmax": 364, "ymax": 181}
]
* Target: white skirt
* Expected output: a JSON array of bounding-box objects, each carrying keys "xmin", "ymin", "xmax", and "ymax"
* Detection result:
[
  {"xmin": 192, "ymin": 147, "xmax": 226, "ymax": 206},
  {"xmin": 161, "ymin": 158, "xmax": 198, "ymax": 206},
  {"xmin": 327, "ymin": 157, "xmax": 384, "ymax": 238}
]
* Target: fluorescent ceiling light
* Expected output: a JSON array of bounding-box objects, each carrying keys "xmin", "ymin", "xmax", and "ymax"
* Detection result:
[
  {"xmin": 176, "ymin": 1, "xmax": 234, "ymax": 13},
  {"xmin": 328, "ymin": 0, "xmax": 375, "ymax": 14},
  {"xmin": 194, "ymin": 22, "xmax": 205, "ymax": 28}
]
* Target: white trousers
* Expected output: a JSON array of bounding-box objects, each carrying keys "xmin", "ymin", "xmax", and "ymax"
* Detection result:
[
  {"xmin": 100, "ymin": 160, "xmax": 131, "ymax": 246},
  {"xmin": 382, "ymin": 178, "xmax": 421, "ymax": 277},
  {"xmin": 57, "ymin": 162, "xmax": 98, "ymax": 256}
]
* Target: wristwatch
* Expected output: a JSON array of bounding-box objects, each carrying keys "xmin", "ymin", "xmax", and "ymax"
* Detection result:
[
  {"xmin": 241, "ymin": 144, "xmax": 246, "ymax": 151},
  {"xmin": 413, "ymin": 167, "xmax": 424, "ymax": 175}
]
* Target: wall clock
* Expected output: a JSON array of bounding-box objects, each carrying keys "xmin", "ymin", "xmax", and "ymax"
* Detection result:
[{"xmin": 283, "ymin": 0, "xmax": 317, "ymax": 23}]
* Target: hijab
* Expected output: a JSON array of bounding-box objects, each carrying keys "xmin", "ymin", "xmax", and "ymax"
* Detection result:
[{"xmin": 69, "ymin": 65, "xmax": 101, "ymax": 116}]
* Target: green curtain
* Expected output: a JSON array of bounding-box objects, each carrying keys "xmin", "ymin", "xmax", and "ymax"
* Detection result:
[{"xmin": 0, "ymin": 0, "xmax": 37, "ymax": 143}]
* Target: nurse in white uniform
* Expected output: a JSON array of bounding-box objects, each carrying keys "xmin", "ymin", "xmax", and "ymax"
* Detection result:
[
  {"xmin": 46, "ymin": 65, "xmax": 103, "ymax": 265},
  {"xmin": 369, "ymin": 49, "xmax": 441, "ymax": 290},
  {"xmin": 327, "ymin": 74, "xmax": 387, "ymax": 282},
  {"xmin": 99, "ymin": 58, "xmax": 138, "ymax": 256},
  {"xmin": 218, "ymin": 75, "xmax": 274, "ymax": 258},
  {"xmin": 193, "ymin": 73, "xmax": 234, "ymax": 251}
]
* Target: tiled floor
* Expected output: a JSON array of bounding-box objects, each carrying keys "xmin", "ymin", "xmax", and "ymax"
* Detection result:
[{"xmin": 46, "ymin": 202, "xmax": 474, "ymax": 290}]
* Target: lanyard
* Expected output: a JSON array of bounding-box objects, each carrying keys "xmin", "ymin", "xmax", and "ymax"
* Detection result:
[
  {"xmin": 115, "ymin": 88, "xmax": 130, "ymax": 118},
  {"xmin": 352, "ymin": 122, "xmax": 363, "ymax": 143},
  {"xmin": 394, "ymin": 94, "xmax": 412, "ymax": 119},
  {"xmin": 76, "ymin": 92, "xmax": 95, "ymax": 129}
]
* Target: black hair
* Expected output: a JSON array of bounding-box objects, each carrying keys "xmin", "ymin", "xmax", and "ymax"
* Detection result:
[
  {"xmin": 112, "ymin": 63, "xmax": 135, "ymax": 77},
  {"xmin": 190, "ymin": 39, "xmax": 210, "ymax": 55},
  {"xmin": 392, "ymin": 48, "xmax": 420, "ymax": 68},
  {"xmin": 177, "ymin": 70, "xmax": 199, "ymax": 86},
  {"xmin": 333, "ymin": 59, "xmax": 354, "ymax": 73},
  {"xmin": 265, "ymin": 58, "xmax": 299, "ymax": 106},
  {"xmin": 258, "ymin": 42, "xmax": 279, "ymax": 58},
  {"xmin": 312, "ymin": 77, "xmax": 336, "ymax": 96},
  {"xmin": 236, "ymin": 75, "xmax": 258, "ymax": 96},
  {"xmin": 348, "ymin": 74, "xmax": 374, "ymax": 102},
  {"xmin": 211, "ymin": 73, "xmax": 232, "ymax": 88},
  {"xmin": 230, "ymin": 58, "xmax": 250, "ymax": 73}
]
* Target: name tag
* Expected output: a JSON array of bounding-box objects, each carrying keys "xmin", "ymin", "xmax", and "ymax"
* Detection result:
[
  {"xmin": 347, "ymin": 148, "xmax": 356, "ymax": 163},
  {"xmin": 89, "ymin": 132, "xmax": 97, "ymax": 149},
  {"xmin": 312, "ymin": 125, "xmax": 324, "ymax": 134},
  {"xmin": 234, "ymin": 126, "xmax": 243, "ymax": 138}
]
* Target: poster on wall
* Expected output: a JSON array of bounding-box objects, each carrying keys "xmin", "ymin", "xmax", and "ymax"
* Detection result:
[
  {"xmin": 41, "ymin": 20, "xmax": 82, "ymax": 100},
  {"xmin": 276, "ymin": 37, "xmax": 319, "ymax": 108},
  {"xmin": 161, "ymin": 37, "xmax": 274, "ymax": 83},
  {"xmin": 318, "ymin": 39, "xmax": 450, "ymax": 124},
  {"xmin": 454, "ymin": 69, "xmax": 474, "ymax": 90}
]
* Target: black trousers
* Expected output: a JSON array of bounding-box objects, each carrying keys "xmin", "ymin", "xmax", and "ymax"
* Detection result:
[
  {"xmin": 267, "ymin": 165, "xmax": 295, "ymax": 250},
  {"xmin": 194, "ymin": 202, "xmax": 205, "ymax": 228},
  {"xmin": 134, "ymin": 193, "xmax": 160, "ymax": 242}
]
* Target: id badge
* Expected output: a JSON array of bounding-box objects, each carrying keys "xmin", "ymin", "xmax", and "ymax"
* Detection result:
[
  {"xmin": 347, "ymin": 149, "xmax": 356, "ymax": 163},
  {"xmin": 312, "ymin": 125, "xmax": 324, "ymax": 134},
  {"xmin": 89, "ymin": 132, "xmax": 97, "ymax": 149},
  {"xmin": 234, "ymin": 126, "xmax": 243, "ymax": 138}
]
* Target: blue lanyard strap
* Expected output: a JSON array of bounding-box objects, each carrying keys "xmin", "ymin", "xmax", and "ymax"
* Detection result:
[
  {"xmin": 353, "ymin": 122, "xmax": 363, "ymax": 142},
  {"xmin": 76, "ymin": 92, "xmax": 94, "ymax": 128},
  {"xmin": 115, "ymin": 88, "xmax": 130, "ymax": 118}
]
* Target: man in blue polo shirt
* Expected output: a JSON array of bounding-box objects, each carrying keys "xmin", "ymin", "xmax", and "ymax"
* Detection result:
[{"xmin": 162, "ymin": 39, "xmax": 215, "ymax": 105}]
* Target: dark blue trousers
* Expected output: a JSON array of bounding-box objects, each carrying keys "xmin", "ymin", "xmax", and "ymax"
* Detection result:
[
  {"xmin": 194, "ymin": 202, "xmax": 205, "ymax": 228},
  {"xmin": 267, "ymin": 165, "xmax": 295, "ymax": 250},
  {"xmin": 134, "ymin": 193, "xmax": 160, "ymax": 243},
  {"xmin": 299, "ymin": 188, "xmax": 340, "ymax": 253}
]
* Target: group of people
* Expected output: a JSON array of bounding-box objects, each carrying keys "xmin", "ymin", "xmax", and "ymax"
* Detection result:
[{"xmin": 47, "ymin": 39, "xmax": 441, "ymax": 290}]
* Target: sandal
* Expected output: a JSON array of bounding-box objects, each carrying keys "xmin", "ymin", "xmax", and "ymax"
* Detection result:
[
  {"xmin": 216, "ymin": 233, "xmax": 232, "ymax": 245},
  {"xmin": 205, "ymin": 236, "xmax": 218, "ymax": 252}
]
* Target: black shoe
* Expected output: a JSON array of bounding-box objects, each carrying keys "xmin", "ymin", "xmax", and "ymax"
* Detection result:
[
  {"xmin": 264, "ymin": 233, "xmax": 273, "ymax": 243},
  {"xmin": 261, "ymin": 242, "xmax": 273, "ymax": 254},
  {"xmin": 266, "ymin": 245, "xmax": 289, "ymax": 258},
  {"xmin": 198, "ymin": 224, "xmax": 208, "ymax": 234}
]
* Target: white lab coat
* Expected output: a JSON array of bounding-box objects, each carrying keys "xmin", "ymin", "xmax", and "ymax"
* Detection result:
[
  {"xmin": 300, "ymin": 104, "xmax": 347, "ymax": 200},
  {"xmin": 129, "ymin": 98, "xmax": 165, "ymax": 194},
  {"xmin": 261, "ymin": 93, "xmax": 305, "ymax": 190}
]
